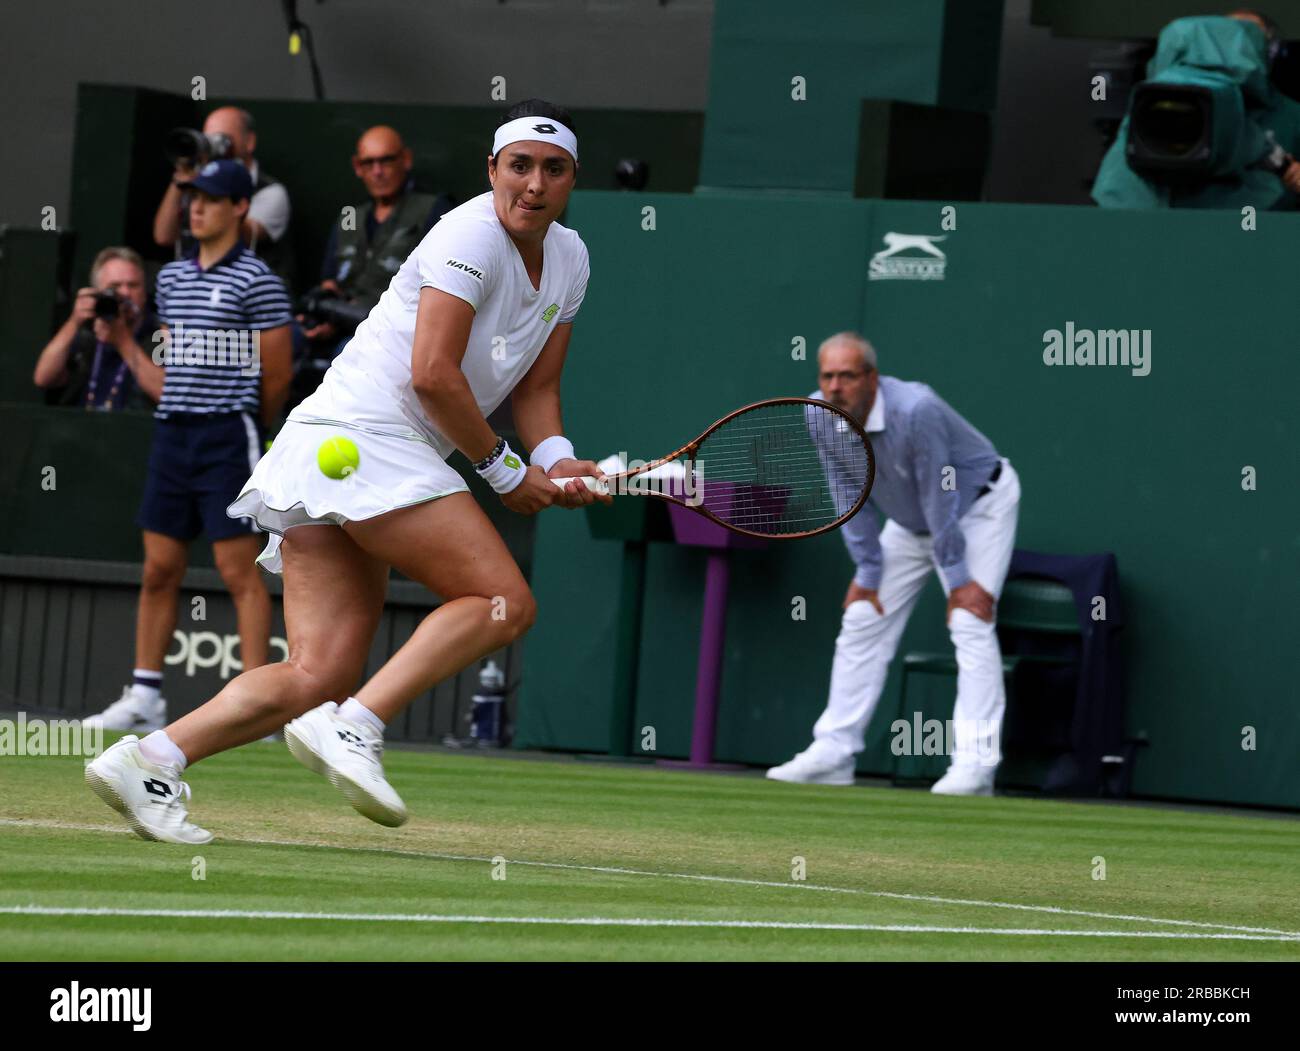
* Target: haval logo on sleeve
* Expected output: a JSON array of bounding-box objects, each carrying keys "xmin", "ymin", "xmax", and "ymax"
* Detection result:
[
  {"xmin": 445, "ymin": 258, "xmax": 484, "ymax": 281},
  {"xmin": 532, "ymin": 123, "xmax": 558, "ymax": 134},
  {"xmin": 868, "ymin": 232, "xmax": 948, "ymax": 281}
]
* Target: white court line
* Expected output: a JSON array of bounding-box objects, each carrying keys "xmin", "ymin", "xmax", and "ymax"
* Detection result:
[
  {"xmin": 2, "ymin": 817, "xmax": 1296, "ymax": 938},
  {"xmin": 1, "ymin": 905, "xmax": 1298, "ymax": 941}
]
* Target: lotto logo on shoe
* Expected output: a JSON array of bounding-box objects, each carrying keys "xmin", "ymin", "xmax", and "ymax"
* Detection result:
[
  {"xmin": 142, "ymin": 778, "xmax": 173, "ymax": 797},
  {"xmin": 336, "ymin": 728, "xmax": 364, "ymax": 746},
  {"xmin": 50, "ymin": 982, "xmax": 151, "ymax": 1031}
]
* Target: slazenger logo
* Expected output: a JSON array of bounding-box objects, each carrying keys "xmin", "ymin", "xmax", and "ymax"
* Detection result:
[
  {"xmin": 445, "ymin": 258, "xmax": 484, "ymax": 281},
  {"xmin": 868, "ymin": 232, "xmax": 947, "ymax": 281},
  {"xmin": 50, "ymin": 983, "xmax": 151, "ymax": 1031}
]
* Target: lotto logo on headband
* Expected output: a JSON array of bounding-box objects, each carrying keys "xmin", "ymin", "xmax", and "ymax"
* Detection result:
[{"xmin": 492, "ymin": 116, "xmax": 578, "ymax": 163}]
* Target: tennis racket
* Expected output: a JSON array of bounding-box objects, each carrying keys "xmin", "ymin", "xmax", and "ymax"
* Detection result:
[{"xmin": 551, "ymin": 397, "xmax": 875, "ymax": 539}]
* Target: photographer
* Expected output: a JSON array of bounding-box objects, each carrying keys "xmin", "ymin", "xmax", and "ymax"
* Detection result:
[
  {"xmin": 152, "ymin": 106, "xmax": 292, "ymax": 278},
  {"xmin": 33, "ymin": 246, "xmax": 162, "ymax": 410},
  {"xmin": 302, "ymin": 125, "xmax": 452, "ymax": 355}
]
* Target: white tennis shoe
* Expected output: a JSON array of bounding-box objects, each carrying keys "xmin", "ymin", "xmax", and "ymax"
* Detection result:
[
  {"xmin": 766, "ymin": 747, "xmax": 855, "ymax": 786},
  {"xmin": 82, "ymin": 685, "xmax": 166, "ymax": 733},
  {"xmin": 284, "ymin": 702, "xmax": 408, "ymax": 827},
  {"xmin": 84, "ymin": 735, "xmax": 213, "ymax": 844},
  {"xmin": 930, "ymin": 766, "xmax": 995, "ymax": 796}
]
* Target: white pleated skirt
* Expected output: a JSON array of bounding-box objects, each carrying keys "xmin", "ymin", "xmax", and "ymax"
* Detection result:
[{"xmin": 226, "ymin": 418, "xmax": 469, "ymax": 573}]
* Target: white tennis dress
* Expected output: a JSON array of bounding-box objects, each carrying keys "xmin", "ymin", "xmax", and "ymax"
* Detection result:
[{"xmin": 228, "ymin": 191, "xmax": 591, "ymax": 572}]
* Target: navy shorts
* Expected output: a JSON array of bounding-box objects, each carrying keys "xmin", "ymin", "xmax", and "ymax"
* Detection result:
[{"xmin": 138, "ymin": 412, "xmax": 265, "ymax": 543}]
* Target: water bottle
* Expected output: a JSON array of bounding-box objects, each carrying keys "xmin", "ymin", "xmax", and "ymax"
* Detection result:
[{"xmin": 469, "ymin": 660, "xmax": 506, "ymax": 747}]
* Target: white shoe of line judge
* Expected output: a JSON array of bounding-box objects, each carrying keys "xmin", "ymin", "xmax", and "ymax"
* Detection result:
[{"xmin": 765, "ymin": 745, "xmax": 856, "ymax": 786}]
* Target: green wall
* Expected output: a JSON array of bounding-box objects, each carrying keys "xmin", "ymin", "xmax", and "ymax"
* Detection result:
[
  {"xmin": 700, "ymin": 0, "xmax": 1003, "ymax": 194},
  {"xmin": 518, "ymin": 189, "xmax": 1299, "ymax": 810}
]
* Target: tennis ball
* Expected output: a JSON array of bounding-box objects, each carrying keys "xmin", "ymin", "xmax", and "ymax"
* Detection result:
[{"xmin": 317, "ymin": 436, "xmax": 360, "ymax": 479}]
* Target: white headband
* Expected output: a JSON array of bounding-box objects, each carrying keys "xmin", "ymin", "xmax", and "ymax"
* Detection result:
[{"xmin": 492, "ymin": 116, "xmax": 578, "ymax": 164}]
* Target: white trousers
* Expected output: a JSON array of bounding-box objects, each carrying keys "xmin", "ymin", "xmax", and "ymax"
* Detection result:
[{"xmin": 811, "ymin": 459, "xmax": 1021, "ymax": 770}]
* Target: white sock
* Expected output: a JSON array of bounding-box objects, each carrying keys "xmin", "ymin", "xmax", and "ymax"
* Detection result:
[
  {"xmin": 131, "ymin": 669, "xmax": 162, "ymax": 704},
  {"xmin": 139, "ymin": 730, "xmax": 187, "ymax": 771},
  {"xmin": 338, "ymin": 697, "xmax": 385, "ymax": 736}
]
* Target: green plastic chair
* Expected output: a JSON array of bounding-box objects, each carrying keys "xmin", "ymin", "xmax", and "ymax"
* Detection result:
[{"xmin": 891, "ymin": 576, "xmax": 1080, "ymax": 783}]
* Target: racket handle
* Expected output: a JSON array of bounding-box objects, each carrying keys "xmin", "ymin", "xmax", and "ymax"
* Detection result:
[{"xmin": 550, "ymin": 476, "xmax": 610, "ymax": 495}]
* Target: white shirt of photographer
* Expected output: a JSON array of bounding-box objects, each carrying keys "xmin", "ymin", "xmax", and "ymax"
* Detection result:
[
  {"xmin": 246, "ymin": 161, "xmax": 291, "ymax": 243},
  {"xmin": 809, "ymin": 459, "xmax": 1022, "ymax": 771}
]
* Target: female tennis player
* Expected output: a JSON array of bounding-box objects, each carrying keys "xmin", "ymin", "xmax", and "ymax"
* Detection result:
[{"xmin": 86, "ymin": 99, "xmax": 611, "ymax": 844}]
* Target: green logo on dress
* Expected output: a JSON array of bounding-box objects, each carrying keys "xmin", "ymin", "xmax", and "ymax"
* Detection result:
[
  {"xmin": 504, "ymin": 454, "xmax": 521, "ymax": 470},
  {"xmin": 542, "ymin": 303, "xmax": 559, "ymax": 323}
]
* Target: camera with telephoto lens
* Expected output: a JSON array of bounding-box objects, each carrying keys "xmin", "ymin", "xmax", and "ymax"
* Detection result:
[
  {"xmin": 164, "ymin": 127, "xmax": 234, "ymax": 169},
  {"xmin": 297, "ymin": 286, "xmax": 372, "ymax": 334}
]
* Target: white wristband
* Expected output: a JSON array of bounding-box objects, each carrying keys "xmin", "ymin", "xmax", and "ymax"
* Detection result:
[
  {"xmin": 530, "ymin": 435, "xmax": 575, "ymax": 474},
  {"xmin": 477, "ymin": 440, "xmax": 527, "ymax": 494}
]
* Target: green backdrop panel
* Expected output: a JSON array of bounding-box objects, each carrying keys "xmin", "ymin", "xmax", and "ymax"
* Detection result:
[
  {"xmin": 700, "ymin": 0, "xmax": 1003, "ymax": 194},
  {"xmin": 516, "ymin": 189, "xmax": 872, "ymax": 755},
  {"xmin": 519, "ymin": 188, "xmax": 1299, "ymax": 810}
]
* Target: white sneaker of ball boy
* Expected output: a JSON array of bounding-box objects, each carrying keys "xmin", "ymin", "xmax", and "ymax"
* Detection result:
[
  {"xmin": 82, "ymin": 684, "xmax": 167, "ymax": 733},
  {"xmin": 85, "ymin": 701, "xmax": 406, "ymax": 844}
]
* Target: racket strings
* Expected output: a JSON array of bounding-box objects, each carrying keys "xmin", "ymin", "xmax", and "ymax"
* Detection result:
[{"xmin": 692, "ymin": 402, "xmax": 871, "ymax": 536}]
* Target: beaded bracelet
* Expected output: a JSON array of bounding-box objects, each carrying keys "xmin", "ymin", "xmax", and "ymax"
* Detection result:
[{"xmin": 473, "ymin": 436, "xmax": 507, "ymax": 472}]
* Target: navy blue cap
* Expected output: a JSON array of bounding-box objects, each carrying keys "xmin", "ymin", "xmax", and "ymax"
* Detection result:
[{"xmin": 178, "ymin": 159, "xmax": 254, "ymax": 201}]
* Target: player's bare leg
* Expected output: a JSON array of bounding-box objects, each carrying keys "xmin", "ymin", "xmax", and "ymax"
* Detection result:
[
  {"xmin": 213, "ymin": 534, "xmax": 273, "ymax": 671},
  {"xmin": 281, "ymin": 493, "xmax": 533, "ymax": 826},
  {"xmin": 342, "ymin": 492, "xmax": 535, "ymax": 721},
  {"xmin": 168, "ymin": 524, "xmax": 389, "ymax": 760},
  {"xmin": 86, "ymin": 524, "xmax": 388, "ymax": 842}
]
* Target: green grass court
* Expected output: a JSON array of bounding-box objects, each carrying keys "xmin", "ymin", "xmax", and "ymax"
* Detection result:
[{"xmin": 1, "ymin": 736, "xmax": 1296, "ymax": 962}]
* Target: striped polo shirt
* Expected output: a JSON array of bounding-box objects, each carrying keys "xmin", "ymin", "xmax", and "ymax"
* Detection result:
[{"xmin": 153, "ymin": 243, "xmax": 292, "ymax": 418}]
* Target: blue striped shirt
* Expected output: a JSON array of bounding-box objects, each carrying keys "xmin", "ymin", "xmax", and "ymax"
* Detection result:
[
  {"xmin": 153, "ymin": 244, "xmax": 292, "ymax": 418},
  {"xmin": 809, "ymin": 377, "xmax": 1001, "ymax": 591}
]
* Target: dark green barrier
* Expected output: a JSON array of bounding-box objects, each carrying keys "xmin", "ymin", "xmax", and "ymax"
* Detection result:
[
  {"xmin": 0, "ymin": 228, "xmax": 74, "ymax": 407},
  {"xmin": 700, "ymin": 0, "xmax": 1003, "ymax": 193},
  {"xmin": 0, "ymin": 404, "xmax": 533, "ymax": 577},
  {"xmin": 518, "ymin": 189, "xmax": 1299, "ymax": 810}
]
